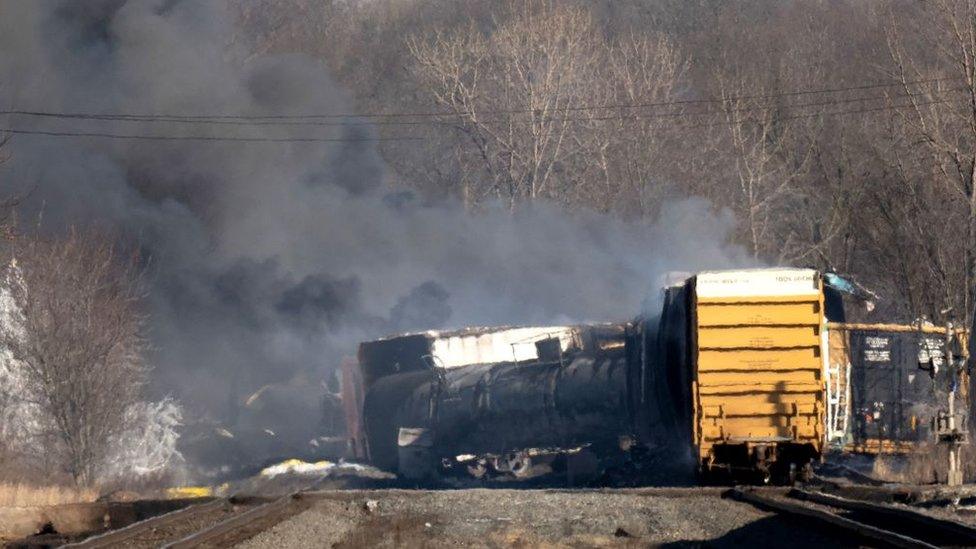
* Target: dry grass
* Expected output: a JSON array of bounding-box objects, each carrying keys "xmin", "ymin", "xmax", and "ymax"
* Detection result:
[
  {"xmin": 0, "ymin": 483, "xmax": 98, "ymax": 507},
  {"xmin": 872, "ymin": 446, "xmax": 944, "ymax": 484}
]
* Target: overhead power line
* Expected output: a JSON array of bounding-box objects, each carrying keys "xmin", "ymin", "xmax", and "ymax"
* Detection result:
[
  {"xmin": 640, "ymin": 96, "xmax": 959, "ymax": 133},
  {"xmin": 0, "ymin": 77, "xmax": 965, "ymax": 144},
  {"xmin": 0, "ymin": 75, "xmax": 963, "ymax": 123},
  {"xmin": 0, "ymin": 84, "xmax": 967, "ymax": 127},
  {"xmin": 0, "ymin": 111, "xmax": 453, "ymax": 128},
  {"xmin": 0, "ymin": 127, "xmax": 423, "ymax": 143},
  {"xmin": 0, "ymin": 95, "xmax": 960, "ymax": 144},
  {"xmin": 576, "ymin": 86, "xmax": 966, "ymax": 125},
  {"xmin": 0, "ymin": 85, "xmax": 965, "ymax": 132}
]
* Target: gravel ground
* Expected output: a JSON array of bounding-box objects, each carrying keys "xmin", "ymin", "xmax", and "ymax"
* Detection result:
[{"xmin": 236, "ymin": 488, "xmax": 856, "ymax": 548}]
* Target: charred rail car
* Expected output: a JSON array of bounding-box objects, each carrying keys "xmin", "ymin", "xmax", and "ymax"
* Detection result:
[
  {"xmin": 346, "ymin": 268, "xmax": 970, "ymax": 485},
  {"xmin": 354, "ymin": 324, "xmax": 646, "ymax": 482}
]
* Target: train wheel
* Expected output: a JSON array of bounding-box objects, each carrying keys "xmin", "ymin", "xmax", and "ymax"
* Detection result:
[
  {"xmin": 757, "ymin": 467, "xmax": 771, "ymax": 485},
  {"xmin": 467, "ymin": 460, "xmax": 488, "ymax": 479},
  {"xmin": 800, "ymin": 463, "xmax": 814, "ymax": 483},
  {"xmin": 508, "ymin": 453, "xmax": 534, "ymax": 479},
  {"xmin": 786, "ymin": 463, "xmax": 798, "ymax": 485}
]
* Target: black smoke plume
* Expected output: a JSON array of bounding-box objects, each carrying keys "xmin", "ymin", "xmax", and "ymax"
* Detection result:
[{"xmin": 0, "ymin": 0, "xmax": 746, "ymax": 474}]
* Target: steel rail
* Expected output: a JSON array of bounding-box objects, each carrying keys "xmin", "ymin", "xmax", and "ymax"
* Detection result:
[
  {"xmin": 791, "ymin": 489, "xmax": 976, "ymax": 544},
  {"xmin": 62, "ymin": 498, "xmax": 227, "ymax": 549},
  {"xmin": 161, "ymin": 492, "xmax": 309, "ymax": 549},
  {"xmin": 731, "ymin": 488, "xmax": 937, "ymax": 549}
]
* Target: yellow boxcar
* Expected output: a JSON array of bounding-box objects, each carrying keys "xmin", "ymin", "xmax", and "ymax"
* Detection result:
[{"xmin": 689, "ymin": 269, "xmax": 825, "ymax": 483}]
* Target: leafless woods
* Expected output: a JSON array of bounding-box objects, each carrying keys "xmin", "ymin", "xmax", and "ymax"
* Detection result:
[{"xmin": 233, "ymin": 0, "xmax": 976, "ymax": 325}]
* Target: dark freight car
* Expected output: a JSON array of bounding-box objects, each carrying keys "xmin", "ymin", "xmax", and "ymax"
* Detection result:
[
  {"xmin": 834, "ymin": 325, "xmax": 969, "ymax": 453},
  {"xmin": 395, "ymin": 348, "xmax": 635, "ymax": 479}
]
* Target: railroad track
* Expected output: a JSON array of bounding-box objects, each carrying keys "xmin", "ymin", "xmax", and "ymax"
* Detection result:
[
  {"xmin": 161, "ymin": 491, "xmax": 313, "ymax": 548},
  {"xmin": 732, "ymin": 487, "xmax": 976, "ymax": 548},
  {"xmin": 63, "ymin": 498, "xmax": 220, "ymax": 548},
  {"xmin": 63, "ymin": 476, "xmax": 326, "ymax": 549},
  {"xmin": 61, "ymin": 484, "xmax": 976, "ymax": 548},
  {"xmin": 60, "ymin": 496, "xmax": 261, "ymax": 549}
]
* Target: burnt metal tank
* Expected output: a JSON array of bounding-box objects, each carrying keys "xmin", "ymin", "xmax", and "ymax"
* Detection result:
[
  {"xmin": 359, "ymin": 324, "xmax": 649, "ymax": 476},
  {"xmin": 399, "ymin": 350, "xmax": 632, "ymax": 459}
]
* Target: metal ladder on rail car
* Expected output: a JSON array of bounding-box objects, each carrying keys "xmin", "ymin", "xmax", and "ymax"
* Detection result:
[{"xmin": 825, "ymin": 362, "xmax": 851, "ymax": 447}]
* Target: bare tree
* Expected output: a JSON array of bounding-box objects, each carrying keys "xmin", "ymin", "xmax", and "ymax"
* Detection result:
[
  {"xmin": 215, "ymin": 0, "xmax": 976, "ymax": 323},
  {"xmin": 582, "ymin": 32, "xmax": 686, "ymax": 217},
  {"xmin": 879, "ymin": 0, "xmax": 976, "ymax": 322},
  {"xmin": 408, "ymin": 2, "xmax": 591, "ymax": 209},
  {"xmin": 407, "ymin": 2, "xmax": 607, "ymax": 209},
  {"xmin": 407, "ymin": 1, "xmax": 687, "ymax": 216},
  {"xmin": 0, "ymin": 229, "xmax": 150, "ymax": 486},
  {"xmin": 706, "ymin": 69, "xmax": 819, "ymax": 261}
]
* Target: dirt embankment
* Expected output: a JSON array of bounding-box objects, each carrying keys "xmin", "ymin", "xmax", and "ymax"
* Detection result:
[{"xmin": 0, "ymin": 498, "xmax": 198, "ymax": 546}]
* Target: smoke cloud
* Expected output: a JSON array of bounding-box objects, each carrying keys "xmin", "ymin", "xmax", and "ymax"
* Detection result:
[{"xmin": 0, "ymin": 0, "xmax": 748, "ymax": 474}]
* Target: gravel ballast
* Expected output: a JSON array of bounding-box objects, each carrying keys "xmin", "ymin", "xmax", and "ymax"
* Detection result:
[{"xmin": 236, "ymin": 488, "xmax": 856, "ymax": 547}]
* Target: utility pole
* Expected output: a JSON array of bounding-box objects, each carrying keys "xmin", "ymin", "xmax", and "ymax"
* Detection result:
[{"xmin": 936, "ymin": 322, "xmax": 967, "ymax": 486}]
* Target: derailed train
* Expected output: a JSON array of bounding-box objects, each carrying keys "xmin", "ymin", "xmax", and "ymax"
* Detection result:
[{"xmin": 343, "ymin": 268, "xmax": 971, "ymax": 484}]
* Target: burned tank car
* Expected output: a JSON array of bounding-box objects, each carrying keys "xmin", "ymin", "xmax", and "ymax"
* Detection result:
[
  {"xmin": 398, "ymin": 344, "xmax": 634, "ymax": 480},
  {"xmin": 357, "ymin": 324, "xmax": 673, "ymax": 482}
]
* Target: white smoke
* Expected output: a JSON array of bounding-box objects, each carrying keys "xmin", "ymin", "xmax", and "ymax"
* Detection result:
[
  {"xmin": 0, "ymin": 268, "xmax": 43, "ymax": 462},
  {"xmin": 103, "ymin": 398, "xmax": 184, "ymax": 480}
]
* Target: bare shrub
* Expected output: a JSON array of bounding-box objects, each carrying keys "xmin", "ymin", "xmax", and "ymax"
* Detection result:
[{"xmin": 0, "ymin": 228, "xmax": 150, "ymax": 486}]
